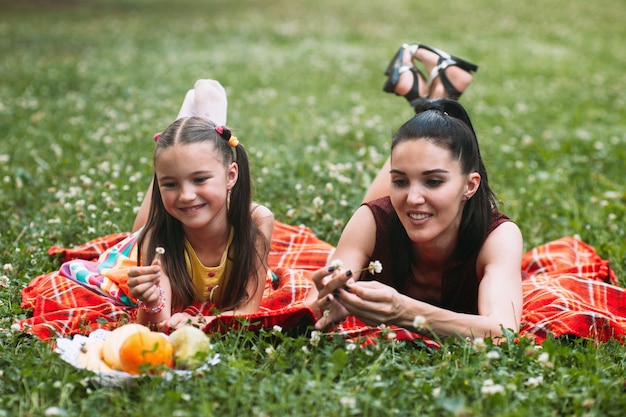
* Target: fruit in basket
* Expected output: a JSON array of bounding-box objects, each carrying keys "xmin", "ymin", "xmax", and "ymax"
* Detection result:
[
  {"xmin": 168, "ymin": 325, "xmax": 211, "ymax": 369},
  {"xmin": 76, "ymin": 340, "xmax": 112, "ymax": 373},
  {"xmin": 102, "ymin": 323, "xmax": 151, "ymax": 370},
  {"xmin": 119, "ymin": 331, "xmax": 174, "ymax": 375}
]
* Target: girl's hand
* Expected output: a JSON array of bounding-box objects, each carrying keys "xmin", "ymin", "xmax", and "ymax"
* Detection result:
[
  {"xmin": 162, "ymin": 313, "xmax": 216, "ymax": 331},
  {"xmin": 127, "ymin": 259, "xmax": 162, "ymax": 305}
]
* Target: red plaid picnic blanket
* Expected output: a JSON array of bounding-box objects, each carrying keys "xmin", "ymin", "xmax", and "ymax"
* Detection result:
[{"xmin": 17, "ymin": 223, "xmax": 626, "ymax": 345}]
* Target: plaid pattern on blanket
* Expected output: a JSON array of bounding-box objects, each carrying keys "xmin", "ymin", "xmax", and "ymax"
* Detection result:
[
  {"xmin": 520, "ymin": 237, "xmax": 624, "ymax": 342},
  {"xmin": 18, "ymin": 223, "xmax": 626, "ymax": 345}
]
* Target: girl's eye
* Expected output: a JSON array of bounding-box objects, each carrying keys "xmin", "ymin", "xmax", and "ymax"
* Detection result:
[
  {"xmin": 161, "ymin": 182, "xmax": 177, "ymax": 188},
  {"xmin": 194, "ymin": 177, "xmax": 209, "ymax": 184}
]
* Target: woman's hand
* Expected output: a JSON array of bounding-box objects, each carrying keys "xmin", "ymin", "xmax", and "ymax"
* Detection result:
[
  {"xmin": 127, "ymin": 259, "xmax": 161, "ymax": 305},
  {"xmin": 311, "ymin": 266, "xmax": 354, "ymax": 329},
  {"xmin": 326, "ymin": 280, "xmax": 405, "ymax": 328}
]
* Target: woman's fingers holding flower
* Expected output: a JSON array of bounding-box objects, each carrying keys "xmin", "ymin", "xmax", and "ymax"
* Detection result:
[
  {"xmin": 334, "ymin": 281, "xmax": 403, "ymax": 326},
  {"xmin": 314, "ymin": 292, "xmax": 350, "ymax": 330},
  {"xmin": 311, "ymin": 265, "xmax": 351, "ymax": 296}
]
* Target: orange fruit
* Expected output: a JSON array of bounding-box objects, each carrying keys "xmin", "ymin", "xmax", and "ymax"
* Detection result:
[
  {"xmin": 118, "ymin": 331, "xmax": 174, "ymax": 375},
  {"xmin": 102, "ymin": 323, "xmax": 151, "ymax": 370}
]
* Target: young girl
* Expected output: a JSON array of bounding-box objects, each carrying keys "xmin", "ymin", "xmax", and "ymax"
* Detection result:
[
  {"xmin": 127, "ymin": 116, "xmax": 270, "ymax": 329},
  {"xmin": 312, "ymin": 99, "xmax": 524, "ymax": 340}
]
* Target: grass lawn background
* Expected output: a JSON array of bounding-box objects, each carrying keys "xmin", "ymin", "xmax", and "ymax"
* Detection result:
[{"xmin": 1, "ymin": 0, "xmax": 625, "ymax": 415}]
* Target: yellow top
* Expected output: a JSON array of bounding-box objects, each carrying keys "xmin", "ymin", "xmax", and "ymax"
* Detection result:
[{"xmin": 185, "ymin": 228, "xmax": 234, "ymax": 301}]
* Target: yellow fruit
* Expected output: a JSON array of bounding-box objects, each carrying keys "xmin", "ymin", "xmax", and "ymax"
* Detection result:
[
  {"xmin": 76, "ymin": 340, "xmax": 112, "ymax": 373},
  {"xmin": 102, "ymin": 323, "xmax": 151, "ymax": 370},
  {"xmin": 168, "ymin": 325, "xmax": 211, "ymax": 369},
  {"xmin": 119, "ymin": 331, "xmax": 174, "ymax": 375}
]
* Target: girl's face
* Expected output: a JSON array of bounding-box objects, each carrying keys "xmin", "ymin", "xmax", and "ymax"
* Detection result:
[
  {"xmin": 389, "ymin": 139, "xmax": 480, "ymax": 248},
  {"xmin": 155, "ymin": 142, "xmax": 237, "ymax": 231}
]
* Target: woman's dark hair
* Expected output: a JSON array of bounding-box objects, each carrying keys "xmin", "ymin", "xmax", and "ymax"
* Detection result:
[
  {"xmin": 137, "ymin": 116, "xmax": 265, "ymax": 311},
  {"xmin": 389, "ymin": 99, "xmax": 498, "ymax": 287}
]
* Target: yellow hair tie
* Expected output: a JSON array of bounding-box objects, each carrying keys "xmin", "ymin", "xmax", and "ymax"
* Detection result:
[{"xmin": 228, "ymin": 136, "xmax": 239, "ymax": 147}]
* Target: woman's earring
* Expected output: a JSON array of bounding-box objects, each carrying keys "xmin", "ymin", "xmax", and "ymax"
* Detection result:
[{"xmin": 227, "ymin": 189, "xmax": 232, "ymax": 210}]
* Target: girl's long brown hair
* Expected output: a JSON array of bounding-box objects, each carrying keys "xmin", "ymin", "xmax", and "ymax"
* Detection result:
[{"xmin": 137, "ymin": 117, "xmax": 267, "ymax": 311}]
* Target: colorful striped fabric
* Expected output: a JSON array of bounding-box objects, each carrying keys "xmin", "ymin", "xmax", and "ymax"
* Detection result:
[{"xmin": 17, "ymin": 222, "xmax": 626, "ymax": 345}]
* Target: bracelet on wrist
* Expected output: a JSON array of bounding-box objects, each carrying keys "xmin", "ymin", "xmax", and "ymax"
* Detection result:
[{"xmin": 138, "ymin": 287, "xmax": 166, "ymax": 314}]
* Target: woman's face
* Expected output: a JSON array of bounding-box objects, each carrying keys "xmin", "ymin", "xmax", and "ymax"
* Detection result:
[
  {"xmin": 155, "ymin": 141, "xmax": 237, "ymax": 232},
  {"xmin": 389, "ymin": 139, "xmax": 479, "ymax": 248}
]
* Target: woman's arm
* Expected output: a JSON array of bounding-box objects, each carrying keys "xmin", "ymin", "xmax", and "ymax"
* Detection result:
[
  {"xmin": 329, "ymin": 221, "xmax": 524, "ymax": 339},
  {"xmin": 310, "ymin": 205, "xmax": 377, "ymax": 325}
]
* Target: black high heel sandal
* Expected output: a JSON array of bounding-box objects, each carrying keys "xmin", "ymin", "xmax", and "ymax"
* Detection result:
[
  {"xmin": 383, "ymin": 65, "xmax": 427, "ymax": 108},
  {"xmin": 417, "ymin": 44, "xmax": 479, "ymax": 100}
]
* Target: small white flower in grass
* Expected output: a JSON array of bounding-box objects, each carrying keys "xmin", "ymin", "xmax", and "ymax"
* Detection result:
[
  {"xmin": 473, "ymin": 337, "xmax": 487, "ymax": 352},
  {"xmin": 346, "ymin": 343, "xmax": 357, "ymax": 352},
  {"xmin": 3, "ymin": 263, "xmax": 13, "ymax": 273},
  {"xmin": 312, "ymin": 196, "xmax": 324, "ymax": 209},
  {"xmin": 486, "ymin": 350, "xmax": 500, "ymax": 360},
  {"xmin": 524, "ymin": 375, "xmax": 543, "ymax": 388},
  {"xmin": 432, "ymin": 387, "xmax": 441, "ymax": 398},
  {"xmin": 207, "ymin": 354, "xmax": 221, "ymax": 366},
  {"xmin": 272, "ymin": 325, "xmax": 283, "ymax": 333},
  {"xmin": 480, "ymin": 379, "xmax": 505, "ymax": 396},
  {"xmin": 537, "ymin": 352, "xmax": 553, "ymax": 368},
  {"xmin": 582, "ymin": 398, "xmax": 596, "ymax": 408},
  {"xmin": 412, "ymin": 315, "xmax": 427, "ymax": 330},
  {"xmin": 0, "ymin": 275, "xmax": 9, "ymax": 289},
  {"xmin": 386, "ymin": 331, "xmax": 397, "ymax": 340},
  {"xmin": 44, "ymin": 407, "xmax": 67, "ymax": 417},
  {"xmin": 310, "ymin": 330, "xmax": 321, "ymax": 346},
  {"xmin": 339, "ymin": 396, "xmax": 357, "ymax": 409}
]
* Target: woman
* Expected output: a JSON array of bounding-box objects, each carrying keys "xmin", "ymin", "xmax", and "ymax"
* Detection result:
[{"xmin": 312, "ymin": 99, "xmax": 524, "ymax": 340}]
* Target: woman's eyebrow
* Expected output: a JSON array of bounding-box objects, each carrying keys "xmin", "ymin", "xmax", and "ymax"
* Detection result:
[{"xmin": 389, "ymin": 168, "xmax": 450, "ymax": 175}]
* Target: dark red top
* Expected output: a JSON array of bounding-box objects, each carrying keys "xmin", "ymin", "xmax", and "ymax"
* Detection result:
[{"xmin": 362, "ymin": 196, "xmax": 511, "ymax": 314}]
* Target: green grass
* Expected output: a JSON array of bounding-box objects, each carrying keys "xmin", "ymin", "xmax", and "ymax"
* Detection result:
[{"xmin": 1, "ymin": 0, "xmax": 626, "ymax": 415}]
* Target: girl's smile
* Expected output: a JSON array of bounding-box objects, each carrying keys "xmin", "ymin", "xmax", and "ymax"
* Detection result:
[{"xmin": 155, "ymin": 141, "xmax": 237, "ymax": 232}]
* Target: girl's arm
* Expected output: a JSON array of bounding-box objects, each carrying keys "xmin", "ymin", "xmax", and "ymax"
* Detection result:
[
  {"xmin": 128, "ymin": 257, "xmax": 174, "ymax": 327},
  {"xmin": 164, "ymin": 205, "xmax": 273, "ymax": 330}
]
